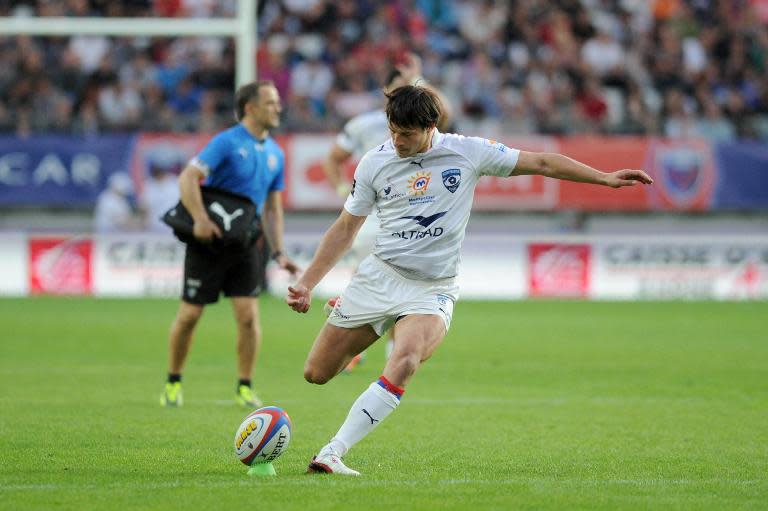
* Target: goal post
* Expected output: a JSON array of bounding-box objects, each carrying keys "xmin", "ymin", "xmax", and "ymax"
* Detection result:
[{"xmin": 0, "ymin": 0, "xmax": 257, "ymax": 87}]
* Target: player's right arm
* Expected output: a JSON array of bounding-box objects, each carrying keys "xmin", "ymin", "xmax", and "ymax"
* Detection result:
[
  {"xmin": 286, "ymin": 209, "xmax": 366, "ymax": 313},
  {"xmin": 179, "ymin": 163, "xmax": 221, "ymax": 243},
  {"xmin": 289, "ymin": 153, "xmax": 377, "ymax": 313},
  {"xmin": 323, "ymin": 144, "xmax": 353, "ymax": 198}
]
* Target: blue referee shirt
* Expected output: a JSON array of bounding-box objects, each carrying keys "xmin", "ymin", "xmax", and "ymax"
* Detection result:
[{"xmin": 191, "ymin": 124, "xmax": 285, "ymax": 214}]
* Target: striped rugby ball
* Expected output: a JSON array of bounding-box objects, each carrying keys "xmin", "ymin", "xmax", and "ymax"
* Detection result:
[{"xmin": 234, "ymin": 406, "xmax": 292, "ymax": 465}]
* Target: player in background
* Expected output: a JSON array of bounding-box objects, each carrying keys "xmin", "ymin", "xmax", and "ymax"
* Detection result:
[
  {"xmin": 323, "ymin": 52, "xmax": 452, "ymax": 371},
  {"xmin": 161, "ymin": 80, "xmax": 299, "ymax": 408},
  {"xmin": 287, "ymin": 85, "xmax": 653, "ymax": 475}
]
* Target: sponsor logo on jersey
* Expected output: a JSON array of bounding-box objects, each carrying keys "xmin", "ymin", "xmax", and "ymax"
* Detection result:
[
  {"xmin": 267, "ymin": 154, "xmax": 278, "ymax": 171},
  {"xmin": 408, "ymin": 196, "xmax": 435, "ymax": 205},
  {"xmin": 408, "ymin": 171, "xmax": 431, "ymax": 195},
  {"xmin": 484, "ymin": 138, "xmax": 508, "ymax": 153},
  {"xmin": 392, "ymin": 211, "xmax": 447, "ymax": 240},
  {"xmin": 392, "ymin": 227, "xmax": 444, "ymax": 240},
  {"xmin": 400, "ymin": 211, "xmax": 447, "ymax": 227},
  {"xmin": 407, "ymin": 171, "xmax": 435, "ymax": 205},
  {"xmin": 442, "ymin": 168, "xmax": 461, "ymax": 193},
  {"xmin": 380, "ymin": 184, "xmax": 405, "ymax": 201},
  {"xmin": 351, "ymin": 179, "xmax": 356, "ymax": 196},
  {"xmin": 410, "ymin": 158, "xmax": 425, "ymax": 169}
]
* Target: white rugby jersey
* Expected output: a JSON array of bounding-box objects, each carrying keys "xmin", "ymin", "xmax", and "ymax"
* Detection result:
[
  {"xmin": 336, "ymin": 110, "xmax": 391, "ymax": 158},
  {"xmin": 344, "ymin": 130, "xmax": 520, "ymax": 280}
]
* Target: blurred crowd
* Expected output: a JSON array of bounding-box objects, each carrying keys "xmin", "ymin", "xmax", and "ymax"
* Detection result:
[{"xmin": 1, "ymin": 0, "xmax": 767, "ymax": 142}]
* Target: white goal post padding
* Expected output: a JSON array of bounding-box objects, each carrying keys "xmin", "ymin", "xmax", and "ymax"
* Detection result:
[{"xmin": 0, "ymin": 0, "xmax": 257, "ymax": 87}]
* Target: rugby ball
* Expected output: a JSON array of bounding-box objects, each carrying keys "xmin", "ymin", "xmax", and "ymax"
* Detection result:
[{"xmin": 234, "ymin": 406, "xmax": 292, "ymax": 465}]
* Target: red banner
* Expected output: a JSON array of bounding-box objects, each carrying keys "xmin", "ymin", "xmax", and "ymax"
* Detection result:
[
  {"xmin": 29, "ymin": 237, "xmax": 93, "ymax": 295},
  {"xmin": 528, "ymin": 243, "xmax": 591, "ymax": 297},
  {"xmin": 557, "ymin": 136, "xmax": 651, "ymax": 210}
]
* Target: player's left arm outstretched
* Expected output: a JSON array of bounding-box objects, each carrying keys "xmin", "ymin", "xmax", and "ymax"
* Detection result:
[{"xmin": 512, "ymin": 151, "xmax": 653, "ymax": 188}]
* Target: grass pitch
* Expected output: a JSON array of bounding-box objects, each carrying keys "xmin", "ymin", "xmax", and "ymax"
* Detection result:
[{"xmin": 1, "ymin": 296, "xmax": 766, "ymax": 510}]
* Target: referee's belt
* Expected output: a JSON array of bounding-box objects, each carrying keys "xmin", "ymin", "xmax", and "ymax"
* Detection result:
[{"xmin": 162, "ymin": 186, "xmax": 261, "ymax": 250}]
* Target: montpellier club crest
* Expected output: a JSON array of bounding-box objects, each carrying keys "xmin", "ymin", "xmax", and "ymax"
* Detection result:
[{"xmin": 442, "ymin": 168, "xmax": 461, "ymax": 193}]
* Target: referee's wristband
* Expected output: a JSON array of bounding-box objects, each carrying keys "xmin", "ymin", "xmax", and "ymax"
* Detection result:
[{"xmin": 271, "ymin": 250, "xmax": 283, "ymax": 260}]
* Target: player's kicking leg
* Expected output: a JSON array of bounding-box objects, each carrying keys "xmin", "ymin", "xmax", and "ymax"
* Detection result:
[
  {"xmin": 303, "ymin": 321, "xmax": 379, "ymax": 474},
  {"xmin": 307, "ymin": 314, "xmax": 446, "ymax": 475}
]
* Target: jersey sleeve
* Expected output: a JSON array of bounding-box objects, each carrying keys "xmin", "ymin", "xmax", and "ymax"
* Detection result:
[
  {"xmin": 269, "ymin": 149, "xmax": 286, "ymax": 192},
  {"xmin": 342, "ymin": 155, "xmax": 376, "ymax": 217},
  {"xmin": 335, "ymin": 117, "xmax": 363, "ymax": 155},
  {"xmin": 189, "ymin": 133, "xmax": 230, "ymax": 177},
  {"xmin": 464, "ymin": 136, "xmax": 520, "ymax": 178}
]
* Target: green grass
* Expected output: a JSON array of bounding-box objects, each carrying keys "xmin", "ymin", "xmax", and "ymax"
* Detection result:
[{"xmin": 1, "ymin": 297, "xmax": 766, "ymax": 510}]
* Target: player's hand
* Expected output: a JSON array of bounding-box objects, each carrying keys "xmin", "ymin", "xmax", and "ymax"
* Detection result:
[
  {"xmin": 604, "ymin": 169, "xmax": 653, "ymax": 188},
  {"xmin": 335, "ymin": 182, "xmax": 351, "ymax": 198},
  {"xmin": 276, "ymin": 254, "xmax": 301, "ymax": 276},
  {"xmin": 193, "ymin": 216, "xmax": 222, "ymax": 243},
  {"xmin": 286, "ymin": 284, "xmax": 312, "ymax": 313}
]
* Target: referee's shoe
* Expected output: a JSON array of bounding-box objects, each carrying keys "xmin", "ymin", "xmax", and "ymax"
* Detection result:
[
  {"xmin": 160, "ymin": 382, "xmax": 183, "ymax": 407},
  {"xmin": 236, "ymin": 385, "xmax": 262, "ymax": 408}
]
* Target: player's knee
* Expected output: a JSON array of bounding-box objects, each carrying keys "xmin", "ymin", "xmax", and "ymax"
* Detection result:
[
  {"xmin": 177, "ymin": 307, "xmax": 203, "ymax": 328},
  {"xmin": 303, "ymin": 364, "xmax": 331, "ymax": 385},
  {"xmin": 393, "ymin": 352, "xmax": 421, "ymax": 378},
  {"xmin": 236, "ymin": 314, "xmax": 257, "ymax": 332}
]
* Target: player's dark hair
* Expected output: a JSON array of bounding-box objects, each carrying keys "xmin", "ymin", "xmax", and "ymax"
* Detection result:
[
  {"xmin": 234, "ymin": 80, "xmax": 275, "ymax": 121},
  {"xmin": 385, "ymin": 85, "xmax": 442, "ymax": 130}
]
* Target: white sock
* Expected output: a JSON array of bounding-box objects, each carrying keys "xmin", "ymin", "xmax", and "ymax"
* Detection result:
[{"xmin": 320, "ymin": 378, "xmax": 402, "ymax": 457}]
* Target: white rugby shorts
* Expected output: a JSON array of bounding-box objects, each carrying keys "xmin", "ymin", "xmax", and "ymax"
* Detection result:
[{"xmin": 327, "ymin": 255, "xmax": 459, "ymax": 336}]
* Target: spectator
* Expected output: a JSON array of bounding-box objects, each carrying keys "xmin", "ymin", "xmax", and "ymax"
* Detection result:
[
  {"xmin": 0, "ymin": 0, "xmax": 764, "ymax": 139},
  {"xmin": 93, "ymin": 172, "xmax": 140, "ymax": 232},
  {"xmin": 97, "ymin": 79, "xmax": 142, "ymax": 128},
  {"xmin": 167, "ymin": 77, "xmax": 203, "ymax": 115},
  {"xmin": 290, "ymin": 51, "xmax": 334, "ymax": 117},
  {"xmin": 577, "ymin": 76, "xmax": 609, "ymax": 133},
  {"xmin": 694, "ymin": 98, "xmax": 736, "ymax": 142},
  {"xmin": 140, "ymin": 158, "xmax": 181, "ymax": 232},
  {"xmin": 581, "ymin": 23, "xmax": 627, "ymax": 87}
]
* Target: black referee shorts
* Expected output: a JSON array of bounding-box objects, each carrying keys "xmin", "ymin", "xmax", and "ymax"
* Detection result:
[{"xmin": 181, "ymin": 238, "xmax": 266, "ymax": 305}]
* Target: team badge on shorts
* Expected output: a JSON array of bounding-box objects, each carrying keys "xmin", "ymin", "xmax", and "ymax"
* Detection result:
[{"xmin": 441, "ymin": 169, "xmax": 461, "ymax": 193}]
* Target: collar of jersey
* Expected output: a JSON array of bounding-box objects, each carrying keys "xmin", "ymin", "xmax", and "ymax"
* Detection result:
[{"xmin": 237, "ymin": 123, "xmax": 268, "ymax": 144}]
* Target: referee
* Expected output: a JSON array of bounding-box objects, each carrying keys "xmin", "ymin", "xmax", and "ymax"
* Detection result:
[{"xmin": 160, "ymin": 80, "xmax": 299, "ymax": 408}]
